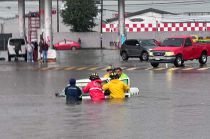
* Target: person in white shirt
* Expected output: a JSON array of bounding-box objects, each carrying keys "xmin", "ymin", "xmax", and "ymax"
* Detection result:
[{"xmin": 27, "ymin": 42, "xmax": 34, "ymax": 62}]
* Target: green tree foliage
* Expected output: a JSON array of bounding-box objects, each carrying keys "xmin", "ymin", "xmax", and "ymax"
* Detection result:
[{"xmin": 61, "ymin": 0, "xmax": 98, "ymax": 32}]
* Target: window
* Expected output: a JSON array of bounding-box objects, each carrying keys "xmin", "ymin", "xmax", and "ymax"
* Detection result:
[
  {"xmin": 162, "ymin": 38, "xmax": 184, "ymax": 47},
  {"xmin": 130, "ymin": 18, "xmax": 144, "ymax": 22},
  {"xmin": 139, "ymin": 39, "xmax": 156, "ymax": 46},
  {"xmin": 125, "ymin": 40, "xmax": 137, "ymax": 46},
  {"xmin": 66, "ymin": 41, "xmax": 71, "ymax": 44},
  {"xmin": 184, "ymin": 38, "xmax": 192, "ymax": 47},
  {"xmin": 59, "ymin": 41, "xmax": 65, "ymax": 45},
  {"xmin": 133, "ymin": 40, "xmax": 139, "ymax": 46},
  {"xmin": 9, "ymin": 39, "xmax": 25, "ymax": 46},
  {"xmin": 124, "ymin": 40, "xmax": 132, "ymax": 45}
]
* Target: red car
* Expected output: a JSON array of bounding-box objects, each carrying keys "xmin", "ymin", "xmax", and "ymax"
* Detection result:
[
  {"xmin": 149, "ymin": 36, "xmax": 210, "ymax": 67},
  {"xmin": 53, "ymin": 39, "xmax": 81, "ymax": 50}
]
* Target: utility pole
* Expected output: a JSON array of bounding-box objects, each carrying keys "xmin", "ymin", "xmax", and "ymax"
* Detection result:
[
  {"xmin": 18, "ymin": 0, "xmax": 26, "ymax": 38},
  {"xmin": 45, "ymin": 0, "xmax": 52, "ymax": 48},
  {"xmin": 100, "ymin": 0, "xmax": 103, "ymax": 49},
  {"xmin": 118, "ymin": 0, "xmax": 125, "ymax": 46},
  {"xmin": 39, "ymin": 0, "xmax": 45, "ymax": 33},
  {"xmin": 57, "ymin": 0, "xmax": 59, "ymax": 32}
]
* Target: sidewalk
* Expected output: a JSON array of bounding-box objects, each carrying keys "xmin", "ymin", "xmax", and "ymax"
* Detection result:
[{"xmin": 0, "ymin": 48, "xmax": 120, "ymax": 62}]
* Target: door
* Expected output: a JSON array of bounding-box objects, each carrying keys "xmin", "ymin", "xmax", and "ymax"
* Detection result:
[
  {"xmin": 124, "ymin": 40, "xmax": 136, "ymax": 56},
  {"xmin": 66, "ymin": 40, "xmax": 73, "ymax": 49},
  {"xmin": 183, "ymin": 38, "xmax": 193, "ymax": 60},
  {"xmin": 58, "ymin": 41, "xmax": 66, "ymax": 49},
  {"xmin": 132, "ymin": 40, "xmax": 142, "ymax": 56}
]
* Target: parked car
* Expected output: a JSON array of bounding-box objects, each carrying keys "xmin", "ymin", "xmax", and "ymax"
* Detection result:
[
  {"xmin": 120, "ymin": 39, "xmax": 160, "ymax": 61},
  {"xmin": 53, "ymin": 39, "xmax": 81, "ymax": 50},
  {"xmin": 7, "ymin": 37, "xmax": 27, "ymax": 61},
  {"xmin": 191, "ymin": 35, "xmax": 210, "ymax": 43},
  {"xmin": 149, "ymin": 36, "xmax": 210, "ymax": 67}
]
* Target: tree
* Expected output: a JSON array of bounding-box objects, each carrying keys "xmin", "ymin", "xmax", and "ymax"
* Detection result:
[{"xmin": 61, "ymin": 0, "xmax": 98, "ymax": 32}]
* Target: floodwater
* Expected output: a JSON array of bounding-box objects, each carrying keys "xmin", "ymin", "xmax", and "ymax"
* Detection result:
[{"xmin": 1, "ymin": 50, "xmax": 210, "ymax": 138}]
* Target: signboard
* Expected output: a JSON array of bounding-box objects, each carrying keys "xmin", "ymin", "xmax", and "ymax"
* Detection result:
[{"xmin": 47, "ymin": 49, "xmax": 56, "ymax": 59}]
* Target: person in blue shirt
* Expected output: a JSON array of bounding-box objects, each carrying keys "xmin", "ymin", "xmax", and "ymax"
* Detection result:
[{"xmin": 65, "ymin": 78, "xmax": 82, "ymax": 104}]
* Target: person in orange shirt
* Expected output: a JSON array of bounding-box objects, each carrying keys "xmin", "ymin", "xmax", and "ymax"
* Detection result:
[{"xmin": 102, "ymin": 72, "xmax": 130, "ymax": 99}]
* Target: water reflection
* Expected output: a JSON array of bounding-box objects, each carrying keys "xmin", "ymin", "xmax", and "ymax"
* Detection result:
[
  {"xmin": 61, "ymin": 98, "xmax": 129, "ymax": 138},
  {"xmin": 107, "ymin": 98, "xmax": 127, "ymax": 105}
]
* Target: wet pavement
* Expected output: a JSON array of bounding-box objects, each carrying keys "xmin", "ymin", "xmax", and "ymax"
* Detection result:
[{"xmin": 1, "ymin": 49, "xmax": 210, "ymax": 139}]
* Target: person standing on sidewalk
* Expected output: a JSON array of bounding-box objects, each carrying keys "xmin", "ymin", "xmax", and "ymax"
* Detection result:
[
  {"xmin": 39, "ymin": 38, "xmax": 44, "ymax": 62},
  {"xmin": 27, "ymin": 42, "xmax": 34, "ymax": 62},
  {"xmin": 32, "ymin": 41, "xmax": 38, "ymax": 62},
  {"xmin": 14, "ymin": 41, "xmax": 21, "ymax": 61},
  {"xmin": 42, "ymin": 40, "xmax": 49, "ymax": 63}
]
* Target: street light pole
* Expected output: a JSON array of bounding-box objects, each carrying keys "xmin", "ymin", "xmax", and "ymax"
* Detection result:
[{"xmin": 100, "ymin": 0, "xmax": 103, "ymax": 49}]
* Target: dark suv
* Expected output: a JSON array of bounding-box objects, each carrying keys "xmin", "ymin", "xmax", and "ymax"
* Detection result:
[{"xmin": 120, "ymin": 39, "xmax": 159, "ymax": 61}]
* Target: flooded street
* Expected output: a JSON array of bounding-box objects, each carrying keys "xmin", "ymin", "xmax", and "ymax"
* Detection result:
[{"xmin": 0, "ymin": 50, "xmax": 210, "ymax": 139}]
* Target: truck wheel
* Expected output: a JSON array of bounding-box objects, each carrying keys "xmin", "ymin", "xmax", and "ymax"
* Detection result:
[
  {"xmin": 174, "ymin": 55, "xmax": 183, "ymax": 67},
  {"xmin": 140, "ymin": 52, "xmax": 149, "ymax": 61},
  {"xmin": 199, "ymin": 52, "xmax": 207, "ymax": 64},
  {"xmin": 121, "ymin": 52, "xmax": 128, "ymax": 61},
  {"xmin": 8, "ymin": 52, "xmax": 11, "ymax": 62},
  {"xmin": 151, "ymin": 63, "xmax": 159, "ymax": 68}
]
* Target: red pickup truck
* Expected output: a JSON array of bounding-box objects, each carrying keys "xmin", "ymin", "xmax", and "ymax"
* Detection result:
[{"xmin": 149, "ymin": 36, "xmax": 210, "ymax": 67}]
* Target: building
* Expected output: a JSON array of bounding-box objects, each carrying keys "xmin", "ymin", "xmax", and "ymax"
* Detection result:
[{"xmin": 103, "ymin": 8, "xmax": 210, "ymax": 33}]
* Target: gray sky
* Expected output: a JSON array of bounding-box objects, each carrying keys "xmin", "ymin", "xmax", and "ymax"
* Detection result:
[{"xmin": 0, "ymin": 0, "xmax": 210, "ymax": 19}]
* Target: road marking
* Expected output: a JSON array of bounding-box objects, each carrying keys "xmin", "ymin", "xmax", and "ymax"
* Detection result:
[
  {"xmin": 182, "ymin": 68, "xmax": 194, "ymax": 71},
  {"xmin": 197, "ymin": 67, "xmax": 210, "ymax": 71},
  {"xmin": 88, "ymin": 67, "xmax": 99, "ymax": 71},
  {"xmin": 153, "ymin": 68, "xmax": 166, "ymax": 71},
  {"xmin": 126, "ymin": 67, "xmax": 137, "ymax": 71},
  {"xmin": 63, "ymin": 66, "xmax": 76, "ymax": 70},
  {"xmin": 101, "ymin": 67, "xmax": 108, "ymax": 71},
  {"xmin": 145, "ymin": 67, "xmax": 153, "ymax": 70},
  {"xmin": 168, "ymin": 67, "xmax": 180, "ymax": 71},
  {"xmin": 40, "ymin": 67, "xmax": 55, "ymax": 71},
  {"xmin": 52, "ymin": 67, "xmax": 64, "ymax": 70},
  {"xmin": 35, "ymin": 65, "xmax": 210, "ymax": 72},
  {"xmin": 76, "ymin": 67, "xmax": 88, "ymax": 70}
]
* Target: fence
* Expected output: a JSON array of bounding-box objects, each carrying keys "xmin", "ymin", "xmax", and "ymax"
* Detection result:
[{"xmin": 53, "ymin": 31, "xmax": 210, "ymax": 49}]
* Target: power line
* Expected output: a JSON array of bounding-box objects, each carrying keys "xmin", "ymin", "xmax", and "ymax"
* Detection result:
[{"xmin": 103, "ymin": 0, "xmax": 210, "ymax": 6}]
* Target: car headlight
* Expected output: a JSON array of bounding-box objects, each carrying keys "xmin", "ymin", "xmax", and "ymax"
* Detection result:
[
  {"xmin": 149, "ymin": 52, "xmax": 153, "ymax": 56},
  {"xmin": 165, "ymin": 51, "xmax": 175, "ymax": 56}
]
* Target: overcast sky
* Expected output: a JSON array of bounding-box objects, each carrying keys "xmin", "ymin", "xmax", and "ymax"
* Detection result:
[{"xmin": 0, "ymin": 0, "xmax": 210, "ymax": 19}]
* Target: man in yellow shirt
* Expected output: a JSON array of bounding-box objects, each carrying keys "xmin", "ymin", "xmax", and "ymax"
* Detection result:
[{"xmin": 102, "ymin": 72, "xmax": 130, "ymax": 99}]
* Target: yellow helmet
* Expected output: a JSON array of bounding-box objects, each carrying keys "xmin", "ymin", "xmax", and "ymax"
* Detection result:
[{"xmin": 106, "ymin": 65, "xmax": 114, "ymax": 72}]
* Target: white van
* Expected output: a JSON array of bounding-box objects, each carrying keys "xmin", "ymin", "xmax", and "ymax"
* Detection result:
[{"xmin": 7, "ymin": 38, "xmax": 27, "ymax": 61}]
